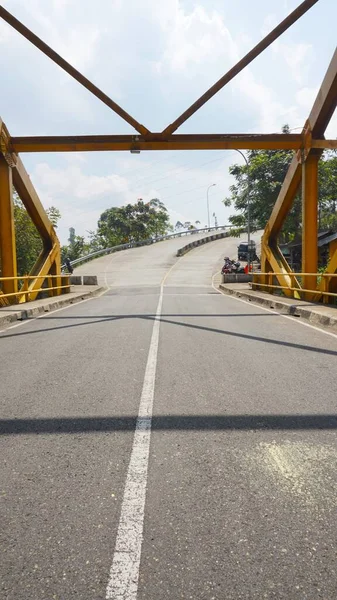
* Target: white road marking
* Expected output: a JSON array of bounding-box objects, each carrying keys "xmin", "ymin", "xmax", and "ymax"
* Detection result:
[
  {"xmin": 105, "ymin": 285, "xmax": 163, "ymax": 600},
  {"xmin": 212, "ymin": 272, "xmax": 337, "ymax": 339},
  {"xmin": 105, "ymin": 260, "xmax": 182, "ymax": 599}
]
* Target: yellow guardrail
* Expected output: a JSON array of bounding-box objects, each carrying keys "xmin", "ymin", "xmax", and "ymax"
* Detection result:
[
  {"xmin": 252, "ymin": 272, "xmax": 337, "ymax": 302},
  {"xmin": 0, "ymin": 274, "xmax": 71, "ymax": 306}
]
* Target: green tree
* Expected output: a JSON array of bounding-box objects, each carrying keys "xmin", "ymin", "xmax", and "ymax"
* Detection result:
[
  {"xmin": 61, "ymin": 228, "xmax": 90, "ymax": 262},
  {"xmin": 318, "ymin": 151, "xmax": 337, "ymax": 230},
  {"xmin": 47, "ymin": 206, "xmax": 61, "ymax": 228},
  {"xmin": 87, "ymin": 229, "xmax": 105, "ymax": 252},
  {"xmin": 224, "ymin": 126, "xmax": 337, "ymax": 242},
  {"xmin": 97, "ymin": 198, "xmax": 171, "ymax": 247},
  {"xmin": 12, "ymin": 193, "xmax": 61, "ymax": 275},
  {"xmin": 224, "ymin": 126, "xmax": 296, "ymax": 239}
]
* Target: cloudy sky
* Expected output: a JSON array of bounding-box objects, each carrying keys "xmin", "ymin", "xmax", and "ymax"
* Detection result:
[{"xmin": 0, "ymin": 0, "xmax": 336, "ymax": 244}]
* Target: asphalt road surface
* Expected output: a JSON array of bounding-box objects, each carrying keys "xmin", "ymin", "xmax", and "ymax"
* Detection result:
[{"xmin": 1, "ymin": 234, "xmax": 337, "ymax": 600}]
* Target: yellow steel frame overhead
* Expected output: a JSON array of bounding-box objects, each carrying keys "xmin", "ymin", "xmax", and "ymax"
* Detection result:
[
  {"xmin": 0, "ymin": 0, "xmax": 336, "ymax": 303},
  {"xmin": 0, "ymin": 119, "xmax": 61, "ymax": 302}
]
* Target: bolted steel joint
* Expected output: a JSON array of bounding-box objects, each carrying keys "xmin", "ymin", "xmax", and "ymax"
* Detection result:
[{"xmin": 0, "ymin": 122, "xmax": 17, "ymax": 167}]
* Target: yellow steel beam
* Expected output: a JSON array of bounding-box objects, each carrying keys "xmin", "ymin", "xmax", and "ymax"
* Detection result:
[
  {"xmin": 302, "ymin": 153, "xmax": 319, "ymax": 293},
  {"xmin": 12, "ymin": 156, "xmax": 62, "ymax": 301},
  {"xmin": 0, "ymin": 153, "xmax": 17, "ymax": 295},
  {"xmin": 265, "ymin": 156, "xmax": 302, "ymax": 241},
  {"xmin": 9, "ymin": 133, "xmax": 336, "ymax": 153},
  {"xmin": 267, "ymin": 48, "xmax": 337, "ymax": 241},
  {"xmin": 0, "ymin": 119, "xmax": 62, "ymax": 302},
  {"xmin": 12, "ymin": 155, "xmax": 58, "ymax": 247},
  {"xmin": 0, "ymin": 7, "xmax": 150, "ymax": 136},
  {"xmin": 314, "ymin": 239, "xmax": 337, "ymax": 302},
  {"xmin": 49, "ymin": 246, "xmax": 62, "ymax": 297},
  {"xmin": 260, "ymin": 231, "xmax": 301, "ymax": 298},
  {"xmin": 19, "ymin": 241, "xmax": 61, "ymax": 302},
  {"xmin": 261, "ymin": 47, "xmax": 337, "ymax": 300},
  {"xmin": 311, "ymin": 139, "xmax": 337, "ymax": 150},
  {"xmin": 161, "ymin": 0, "xmax": 319, "ymax": 135}
]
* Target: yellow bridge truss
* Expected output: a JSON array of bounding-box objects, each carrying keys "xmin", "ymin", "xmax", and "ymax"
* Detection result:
[{"xmin": 0, "ymin": 0, "xmax": 336, "ymax": 304}]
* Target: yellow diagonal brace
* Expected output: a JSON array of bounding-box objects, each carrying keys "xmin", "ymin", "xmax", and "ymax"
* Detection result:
[
  {"xmin": 261, "ymin": 234, "xmax": 301, "ymax": 299},
  {"xmin": 12, "ymin": 155, "xmax": 58, "ymax": 248},
  {"xmin": 0, "ymin": 154, "xmax": 17, "ymax": 295},
  {"xmin": 19, "ymin": 242, "xmax": 60, "ymax": 302}
]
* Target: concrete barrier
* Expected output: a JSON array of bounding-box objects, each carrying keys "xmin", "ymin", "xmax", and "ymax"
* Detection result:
[
  {"xmin": 70, "ymin": 275, "xmax": 82, "ymax": 285},
  {"xmin": 83, "ymin": 275, "xmax": 98, "ymax": 285},
  {"xmin": 222, "ymin": 274, "xmax": 253, "ymax": 283},
  {"xmin": 177, "ymin": 231, "xmax": 229, "ymax": 257}
]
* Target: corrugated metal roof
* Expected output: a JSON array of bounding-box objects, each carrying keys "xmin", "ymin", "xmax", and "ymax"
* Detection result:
[{"xmin": 318, "ymin": 232, "xmax": 337, "ymax": 247}]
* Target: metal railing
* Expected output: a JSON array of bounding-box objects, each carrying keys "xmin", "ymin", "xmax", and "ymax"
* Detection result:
[
  {"xmin": 0, "ymin": 274, "xmax": 71, "ymax": 306},
  {"xmin": 252, "ymin": 272, "xmax": 337, "ymax": 302},
  {"xmin": 65, "ymin": 224, "xmax": 241, "ymax": 270}
]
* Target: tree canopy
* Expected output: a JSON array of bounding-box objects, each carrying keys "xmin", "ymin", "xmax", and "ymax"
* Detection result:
[
  {"xmin": 13, "ymin": 194, "xmax": 61, "ymax": 276},
  {"xmin": 1, "ymin": 195, "xmax": 173, "ymax": 278},
  {"xmin": 97, "ymin": 198, "xmax": 171, "ymax": 248},
  {"xmin": 224, "ymin": 125, "xmax": 337, "ymax": 241}
]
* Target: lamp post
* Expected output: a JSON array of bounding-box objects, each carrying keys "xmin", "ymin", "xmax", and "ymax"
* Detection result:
[
  {"xmin": 233, "ymin": 149, "xmax": 251, "ymax": 268},
  {"xmin": 207, "ymin": 183, "xmax": 216, "ymax": 228}
]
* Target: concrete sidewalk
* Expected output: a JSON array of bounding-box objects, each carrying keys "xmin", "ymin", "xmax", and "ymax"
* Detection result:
[
  {"xmin": 219, "ymin": 282, "xmax": 337, "ymax": 332},
  {"xmin": 0, "ymin": 285, "xmax": 106, "ymax": 328}
]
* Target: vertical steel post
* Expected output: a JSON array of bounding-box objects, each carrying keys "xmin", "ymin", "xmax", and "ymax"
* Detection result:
[
  {"xmin": 0, "ymin": 154, "xmax": 17, "ymax": 295},
  {"xmin": 50, "ymin": 253, "xmax": 61, "ymax": 296},
  {"xmin": 328, "ymin": 239, "xmax": 337, "ymax": 297},
  {"xmin": 302, "ymin": 153, "xmax": 319, "ymax": 293}
]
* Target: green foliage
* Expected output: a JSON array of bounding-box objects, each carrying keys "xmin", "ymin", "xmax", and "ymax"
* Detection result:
[
  {"xmin": 13, "ymin": 193, "xmax": 61, "ymax": 276},
  {"xmin": 97, "ymin": 198, "xmax": 171, "ymax": 247},
  {"xmin": 318, "ymin": 151, "xmax": 337, "ymax": 230},
  {"xmin": 61, "ymin": 230, "xmax": 90, "ymax": 263},
  {"xmin": 47, "ymin": 206, "xmax": 61, "ymax": 228},
  {"xmin": 228, "ymin": 227, "xmax": 245, "ymax": 238},
  {"xmin": 224, "ymin": 126, "xmax": 337, "ymax": 242},
  {"xmin": 224, "ymin": 126, "xmax": 294, "ymax": 236}
]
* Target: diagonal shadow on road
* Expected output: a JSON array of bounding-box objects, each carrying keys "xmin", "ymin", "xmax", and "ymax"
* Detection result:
[
  {"xmin": 1, "ymin": 414, "xmax": 337, "ymax": 435},
  {"xmin": 0, "ymin": 313, "xmax": 336, "ymax": 357}
]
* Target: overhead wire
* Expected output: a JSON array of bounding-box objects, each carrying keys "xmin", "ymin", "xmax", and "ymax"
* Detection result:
[{"xmin": 128, "ymin": 149, "xmax": 240, "ymax": 193}]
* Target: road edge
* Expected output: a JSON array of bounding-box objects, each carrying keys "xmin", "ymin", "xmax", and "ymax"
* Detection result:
[
  {"xmin": 218, "ymin": 284, "xmax": 337, "ymax": 332},
  {"xmin": 0, "ymin": 287, "xmax": 108, "ymax": 328},
  {"xmin": 176, "ymin": 231, "xmax": 229, "ymax": 256}
]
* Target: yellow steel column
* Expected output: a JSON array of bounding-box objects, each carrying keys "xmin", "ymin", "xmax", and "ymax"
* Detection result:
[
  {"xmin": 328, "ymin": 239, "xmax": 337, "ymax": 296},
  {"xmin": 50, "ymin": 248, "xmax": 61, "ymax": 296},
  {"xmin": 302, "ymin": 153, "xmax": 319, "ymax": 293},
  {"xmin": 0, "ymin": 154, "xmax": 17, "ymax": 295}
]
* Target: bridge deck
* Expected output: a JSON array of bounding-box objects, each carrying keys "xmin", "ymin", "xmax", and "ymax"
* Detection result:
[{"xmin": 1, "ymin": 234, "xmax": 337, "ymax": 600}]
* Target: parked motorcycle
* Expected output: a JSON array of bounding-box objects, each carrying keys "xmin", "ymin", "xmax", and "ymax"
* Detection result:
[{"xmin": 221, "ymin": 258, "xmax": 245, "ymax": 275}]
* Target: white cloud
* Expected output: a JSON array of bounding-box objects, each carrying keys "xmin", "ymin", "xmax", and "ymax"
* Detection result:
[
  {"xmin": 33, "ymin": 163, "xmax": 129, "ymax": 200},
  {"xmin": 262, "ymin": 12, "xmax": 313, "ymax": 84},
  {"xmin": 157, "ymin": 4, "xmax": 236, "ymax": 75},
  {"xmin": 233, "ymin": 68, "xmax": 299, "ymax": 132},
  {"xmin": 280, "ymin": 42, "xmax": 312, "ymax": 85},
  {"xmin": 325, "ymin": 111, "xmax": 337, "ymax": 140},
  {"xmin": 1, "ymin": 0, "xmax": 336, "ymax": 243},
  {"xmin": 0, "ymin": 18, "xmax": 14, "ymax": 44},
  {"xmin": 295, "ymin": 86, "xmax": 318, "ymax": 111},
  {"xmin": 30, "ymin": 162, "xmax": 134, "ymax": 242}
]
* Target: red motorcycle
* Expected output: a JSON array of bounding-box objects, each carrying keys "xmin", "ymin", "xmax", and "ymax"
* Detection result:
[{"xmin": 221, "ymin": 258, "xmax": 245, "ymax": 275}]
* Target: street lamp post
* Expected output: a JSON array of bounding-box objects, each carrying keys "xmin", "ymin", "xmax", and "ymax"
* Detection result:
[
  {"xmin": 207, "ymin": 183, "xmax": 216, "ymax": 228},
  {"xmin": 233, "ymin": 150, "xmax": 251, "ymax": 268}
]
